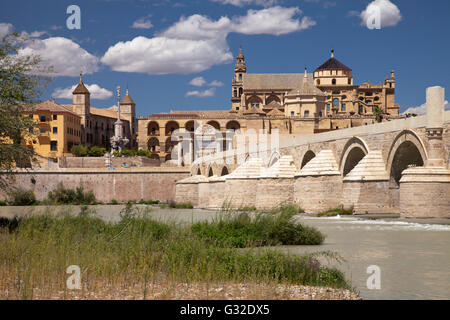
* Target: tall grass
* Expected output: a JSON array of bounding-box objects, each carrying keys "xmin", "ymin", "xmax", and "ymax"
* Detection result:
[
  {"xmin": 0, "ymin": 206, "xmax": 348, "ymax": 299},
  {"xmin": 192, "ymin": 205, "xmax": 324, "ymax": 247}
]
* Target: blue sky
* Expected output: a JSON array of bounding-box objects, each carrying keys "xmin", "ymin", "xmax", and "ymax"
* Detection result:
[{"xmin": 1, "ymin": 0, "xmax": 449, "ymax": 116}]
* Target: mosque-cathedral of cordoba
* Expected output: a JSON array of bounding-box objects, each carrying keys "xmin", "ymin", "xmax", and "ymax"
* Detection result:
[{"xmin": 138, "ymin": 49, "xmax": 402, "ymax": 163}]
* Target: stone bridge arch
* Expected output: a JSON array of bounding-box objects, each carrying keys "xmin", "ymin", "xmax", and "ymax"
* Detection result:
[
  {"xmin": 300, "ymin": 150, "xmax": 316, "ymax": 169},
  {"xmin": 339, "ymin": 137, "xmax": 370, "ymax": 176},
  {"xmin": 268, "ymin": 152, "xmax": 280, "ymax": 167},
  {"xmin": 220, "ymin": 166, "xmax": 230, "ymax": 176},
  {"xmin": 387, "ymin": 130, "xmax": 427, "ymax": 186}
]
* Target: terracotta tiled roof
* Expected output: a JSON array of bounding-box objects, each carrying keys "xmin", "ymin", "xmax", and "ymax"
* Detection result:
[
  {"xmin": 32, "ymin": 100, "xmax": 80, "ymax": 117},
  {"xmin": 90, "ymin": 107, "xmax": 128, "ymax": 121},
  {"xmin": 267, "ymin": 108, "xmax": 285, "ymax": 117},
  {"xmin": 243, "ymin": 73, "xmax": 313, "ymax": 91},
  {"xmin": 170, "ymin": 110, "xmax": 233, "ymax": 117},
  {"xmin": 72, "ymin": 81, "xmax": 90, "ymax": 94},
  {"xmin": 243, "ymin": 106, "xmax": 265, "ymax": 115},
  {"xmin": 121, "ymin": 94, "xmax": 135, "ymax": 105},
  {"xmin": 287, "ymin": 80, "xmax": 326, "ymax": 96}
]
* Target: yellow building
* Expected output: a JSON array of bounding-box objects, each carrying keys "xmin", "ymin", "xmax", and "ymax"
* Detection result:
[{"xmin": 26, "ymin": 100, "xmax": 82, "ymax": 160}]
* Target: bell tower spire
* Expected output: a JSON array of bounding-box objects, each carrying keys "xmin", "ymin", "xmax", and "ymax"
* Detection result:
[{"xmin": 231, "ymin": 47, "xmax": 246, "ymax": 111}]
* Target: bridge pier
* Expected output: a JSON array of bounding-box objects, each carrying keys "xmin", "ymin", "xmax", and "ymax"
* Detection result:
[
  {"xmin": 343, "ymin": 151, "xmax": 398, "ymax": 214},
  {"xmin": 255, "ymin": 156, "xmax": 296, "ymax": 209},
  {"xmin": 399, "ymin": 86, "xmax": 450, "ymax": 218},
  {"xmin": 294, "ymin": 150, "xmax": 343, "ymax": 213}
]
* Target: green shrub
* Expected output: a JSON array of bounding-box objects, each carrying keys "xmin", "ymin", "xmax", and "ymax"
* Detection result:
[
  {"xmin": 191, "ymin": 209, "xmax": 325, "ymax": 248},
  {"xmin": 136, "ymin": 149, "xmax": 151, "ymax": 157},
  {"xmin": 120, "ymin": 149, "xmax": 137, "ymax": 157},
  {"xmin": 0, "ymin": 200, "xmax": 7, "ymax": 206},
  {"xmin": 88, "ymin": 146, "xmax": 107, "ymax": 157},
  {"xmin": 138, "ymin": 199, "xmax": 160, "ymax": 205},
  {"xmin": 71, "ymin": 144, "xmax": 88, "ymax": 157},
  {"xmin": 47, "ymin": 183, "xmax": 97, "ymax": 205},
  {"xmin": 9, "ymin": 188, "xmax": 36, "ymax": 206},
  {"xmin": 318, "ymin": 206, "xmax": 354, "ymax": 217},
  {"xmin": 110, "ymin": 199, "xmax": 119, "ymax": 205}
]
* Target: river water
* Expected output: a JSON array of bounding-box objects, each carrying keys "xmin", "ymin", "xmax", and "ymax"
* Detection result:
[
  {"xmin": 0, "ymin": 206, "xmax": 449, "ymax": 299},
  {"xmin": 287, "ymin": 216, "xmax": 450, "ymax": 300}
]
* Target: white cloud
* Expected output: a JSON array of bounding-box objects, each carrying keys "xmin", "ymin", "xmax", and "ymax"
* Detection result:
[
  {"xmin": 189, "ymin": 76, "xmax": 207, "ymax": 86},
  {"xmin": 231, "ymin": 7, "xmax": 315, "ymax": 35},
  {"xmin": 52, "ymin": 84, "xmax": 113, "ymax": 100},
  {"xmin": 360, "ymin": 0, "xmax": 402, "ymax": 28},
  {"xmin": 402, "ymin": 101, "xmax": 450, "ymax": 115},
  {"xmin": 209, "ymin": 80, "xmax": 224, "ymax": 87},
  {"xmin": 185, "ymin": 87, "xmax": 216, "ymax": 98},
  {"xmin": 0, "ymin": 23, "xmax": 14, "ymax": 38},
  {"xmin": 18, "ymin": 37, "xmax": 100, "ymax": 77},
  {"xmin": 132, "ymin": 17, "xmax": 153, "ymax": 29},
  {"xmin": 211, "ymin": 0, "xmax": 277, "ymax": 7},
  {"xmin": 102, "ymin": 7, "xmax": 315, "ymax": 75},
  {"xmin": 101, "ymin": 36, "xmax": 232, "ymax": 75}
]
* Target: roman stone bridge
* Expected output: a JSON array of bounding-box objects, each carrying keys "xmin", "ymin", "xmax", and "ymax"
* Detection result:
[{"xmin": 176, "ymin": 86, "xmax": 450, "ymax": 218}]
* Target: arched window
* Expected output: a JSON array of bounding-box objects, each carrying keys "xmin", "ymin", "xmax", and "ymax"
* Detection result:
[{"xmin": 316, "ymin": 79, "xmax": 321, "ymax": 85}]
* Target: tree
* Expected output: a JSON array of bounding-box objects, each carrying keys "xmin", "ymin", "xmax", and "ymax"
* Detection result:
[
  {"xmin": 373, "ymin": 106, "xmax": 384, "ymax": 123},
  {"xmin": 0, "ymin": 32, "xmax": 51, "ymax": 189}
]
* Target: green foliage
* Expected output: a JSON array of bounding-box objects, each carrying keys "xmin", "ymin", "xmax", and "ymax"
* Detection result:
[
  {"xmin": 318, "ymin": 206, "xmax": 354, "ymax": 217},
  {"xmin": 138, "ymin": 199, "xmax": 160, "ymax": 205},
  {"xmin": 136, "ymin": 149, "xmax": 151, "ymax": 157},
  {"xmin": 110, "ymin": 199, "xmax": 119, "ymax": 205},
  {"xmin": 0, "ymin": 33, "xmax": 51, "ymax": 186},
  {"xmin": 0, "ymin": 210, "xmax": 349, "ymax": 292},
  {"xmin": 87, "ymin": 146, "xmax": 107, "ymax": 157},
  {"xmin": 8, "ymin": 188, "xmax": 36, "ymax": 206},
  {"xmin": 191, "ymin": 208, "xmax": 325, "ymax": 248},
  {"xmin": 373, "ymin": 106, "xmax": 384, "ymax": 123},
  {"xmin": 70, "ymin": 144, "xmax": 88, "ymax": 157},
  {"xmin": 46, "ymin": 183, "xmax": 96, "ymax": 205},
  {"xmin": 0, "ymin": 200, "xmax": 7, "ymax": 206},
  {"xmin": 112, "ymin": 148, "xmax": 153, "ymax": 158}
]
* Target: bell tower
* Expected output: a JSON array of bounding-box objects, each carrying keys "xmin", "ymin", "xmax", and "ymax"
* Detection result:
[
  {"xmin": 72, "ymin": 73, "xmax": 90, "ymax": 117},
  {"xmin": 120, "ymin": 86, "xmax": 137, "ymax": 148},
  {"xmin": 231, "ymin": 47, "xmax": 246, "ymax": 111}
]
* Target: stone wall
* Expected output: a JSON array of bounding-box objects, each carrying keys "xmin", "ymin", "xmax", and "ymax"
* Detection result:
[
  {"xmin": 294, "ymin": 175, "xmax": 343, "ymax": 214},
  {"xmin": 2, "ymin": 168, "xmax": 190, "ymax": 204},
  {"xmin": 59, "ymin": 156, "xmax": 160, "ymax": 168},
  {"xmin": 342, "ymin": 181, "xmax": 398, "ymax": 214},
  {"xmin": 256, "ymin": 178, "xmax": 294, "ymax": 209}
]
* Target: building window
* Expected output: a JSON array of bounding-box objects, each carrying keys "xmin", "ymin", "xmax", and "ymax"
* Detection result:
[
  {"xmin": 233, "ymin": 89, "xmax": 237, "ymax": 97},
  {"xmin": 319, "ymin": 111, "xmax": 323, "ymax": 117},
  {"xmin": 365, "ymin": 92, "xmax": 373, "ymax": 96},
  {"xmin": 53, "ymin": 127, "xmax": 58, "ymax": 134},
  {"xmin": 332, "ymin": 79, "xmax": 336, "ymax": 85},
  {"xmin": 332, "ymin": 91, "xmax": 340, "ymax": 95},
  {"xmin": 332, "ymin": 98, "xmax": 339, "ymax": 109},
  {"xmin": 40, "ymin": 115, "xmax": 46, "ymax": 122},
  {"xmin": 341, "ymin": 104, "xmax": 346, "ymax": 112},
  {"xmin": 327, "ymin": 104, "xmax": 331, "ymax": 112},
  {"xmin": 348, "ymin": 79, "xmax": 351, "ymax": 85},
  {"xmin": 239, "ymin": 74, "xmax": 242, "ymax": 80},
  {"xmin": 359, "ymin": 106, "xmax": 364, "ymax": 114},
  {"xmin": 304, "ymin": 110, "xmax": 310, "ymax": 118},
  {"xmin": 53, "ymin": 114, "xmax": 57, "ymax": 120},
  {"xmin": 291, "ymin": 111, "xmax": 295, "ymax": 117},
  {"xmin": 316, "ymin": 79, "xmax": 320, "ymax": 85},
  {"xmin": 50, "ymin": 141, "xmax": 57, "ymax": 151}
]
